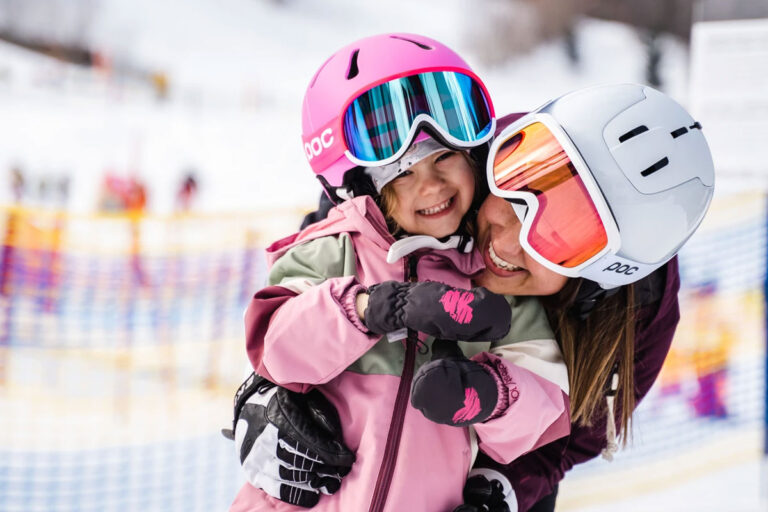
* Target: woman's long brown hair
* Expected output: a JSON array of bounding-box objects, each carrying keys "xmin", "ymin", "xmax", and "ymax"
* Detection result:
[{"xmin": 542, "ymin": 280, "xmax": 637, "ymax": 443}]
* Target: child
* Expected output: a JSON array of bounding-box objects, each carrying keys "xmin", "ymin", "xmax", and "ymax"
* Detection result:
[{"xmin": 230, "ymin": 33, "xmax": 570, "ymax": 512}]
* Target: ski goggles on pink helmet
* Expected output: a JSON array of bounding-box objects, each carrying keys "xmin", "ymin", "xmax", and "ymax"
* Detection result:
[
  {"xmin": 303, "ymin": 70, "xmax": 495, "ymax": 186},
  {"xmin": 487, "ymin": 113, "xmax": 620, "ymax": 278}
]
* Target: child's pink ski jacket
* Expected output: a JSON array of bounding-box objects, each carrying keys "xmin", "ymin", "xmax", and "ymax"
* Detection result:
[{"xmin": 231, "ymin": 196, "xmax": 570, "ymax": 512}]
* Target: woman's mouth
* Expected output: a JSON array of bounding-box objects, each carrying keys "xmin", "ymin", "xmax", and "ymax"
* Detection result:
[
  {"xmin": 417, "ymin": 196, "xmax": 454, "ymax": 217},
  {"xmin": 485, "ymin": 241, "xmax": 524, "ymax": 275}
]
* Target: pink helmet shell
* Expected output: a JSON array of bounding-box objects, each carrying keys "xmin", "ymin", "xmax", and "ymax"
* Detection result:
[{"xmin": 301, "ymin": 33, "xmax": 494, "ymax": 187}]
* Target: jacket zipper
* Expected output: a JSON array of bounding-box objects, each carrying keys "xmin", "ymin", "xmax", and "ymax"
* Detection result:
[{"xmin": 367, "ymin": 256, "xmax": 419, "ymax": 512}]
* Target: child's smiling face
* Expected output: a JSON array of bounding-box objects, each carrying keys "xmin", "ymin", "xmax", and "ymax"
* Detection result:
[{"xmin": 385, "ymin": 150, "xmax": 475, "ymax": 239}]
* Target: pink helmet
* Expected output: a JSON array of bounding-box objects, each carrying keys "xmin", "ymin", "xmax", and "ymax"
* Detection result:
[{"xmin": 301, "ymin": 33, "xmax": 495, "ymax": 189}]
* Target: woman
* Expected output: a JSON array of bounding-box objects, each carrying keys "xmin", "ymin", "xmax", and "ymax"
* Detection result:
[
  {"xmin": 452, "ymin": 83, "xmax": 714, "ymax": 511},
  {"xmin": 456, "ymin": 195, "xmax": 682, "ymax": 512},
  {"xmin": 226, "ymin": 85, "xmax": 714, "ymax": 512}
]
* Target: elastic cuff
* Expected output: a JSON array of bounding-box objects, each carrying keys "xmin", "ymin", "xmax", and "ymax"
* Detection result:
[
  {"xmin": 478, "ymin": 361, "xmax": 510, "ymax": 421},
  {"xmin": 341, "ymin": 283, "xmax": 370, "ymax": 333}
]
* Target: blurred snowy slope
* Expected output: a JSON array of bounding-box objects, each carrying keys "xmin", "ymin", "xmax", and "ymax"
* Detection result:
[{"xmin": 0, "ymin": 0, "xmax": 687, "ymax": 213}]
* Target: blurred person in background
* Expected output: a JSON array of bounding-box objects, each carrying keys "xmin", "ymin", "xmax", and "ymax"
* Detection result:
[
  {"xmin": 9, "ymin": 166, "xmax": 25, "ymax": 203},
  {"xmin": 226, "ymin": 40, "xmax": 715, "ymax": 512},
  {"xmin": 0, "ymin": 166, "xmax": 27, "ymax": 301},
  {"xmin": 97, "ymin": 172, "xmax": 149, "ymax": 286},
  {"xmin": 175, "ymin": 170, "xmax": 199, "ymax": 213}
]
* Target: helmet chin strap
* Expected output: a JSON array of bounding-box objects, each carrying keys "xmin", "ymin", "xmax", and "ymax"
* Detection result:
[
  {"xmin": 316, "ymin": 174, "xmax": 362, "ymax": 205},
  {"xmin": 335, "ymin": 187, "xmax": 354, "ymax": 201},
  {"xmin": 572, "ymin": 260, "xmax": 668, "ymax": 320},
  {"xmin": 386, "ymin": 234, "xmax": 474, "ymax": 263},
  {"xmin": 316, "ymin": 175, "xmax": 345, "ymax": 205},
  {"xmin": 570, "ymin": 279, "xmax": 621, "ymax": 320}
]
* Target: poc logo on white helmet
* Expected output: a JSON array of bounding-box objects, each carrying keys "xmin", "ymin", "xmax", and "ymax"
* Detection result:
[
  {"xmin": 304, "ymin": 129, "xmax": 334, "ymax": 161},
  {"xmin": 603, "ymin": 262, "xmax": 639, "ymax": 275}
]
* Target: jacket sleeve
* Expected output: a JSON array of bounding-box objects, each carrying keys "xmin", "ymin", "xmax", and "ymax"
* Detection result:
[
  {"xmin": 475, "ymin": 259, "xmax": 681, "ymax": 512},
  {"xmin": 245, "ymin": 234, "xmax": 381, "ymax": 393},
  {"xmin": 470, "ymin": 296, "xmax": 571, "ymax": 464},
  {"xmin": 471, "ymin": 352, "xmax": 571, "ymax": 465}
]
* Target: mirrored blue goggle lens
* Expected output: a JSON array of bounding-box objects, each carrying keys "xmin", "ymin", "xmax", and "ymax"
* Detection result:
[{"xmin": 343, "ymin": 71, "xmax": 492, "ymax": 162}]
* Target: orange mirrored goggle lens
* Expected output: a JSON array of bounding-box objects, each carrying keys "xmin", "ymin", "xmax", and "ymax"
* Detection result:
[{"xmin": 492, "ymin": 122, "xmax": 608, "ymax": 268}]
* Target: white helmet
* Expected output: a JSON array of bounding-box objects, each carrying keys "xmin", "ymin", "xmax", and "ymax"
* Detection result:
[{"xmin": 488, "ymin": 83, "xmax": 715, "ymax": 287}]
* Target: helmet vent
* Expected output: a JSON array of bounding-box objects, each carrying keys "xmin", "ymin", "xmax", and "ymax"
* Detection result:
[
  {"xmin": 671, "ymin": 121, "xmax": 702, "ymax": 139},
  {"xmin": 389, "ymin": 35, "xmax": 432, "ymax": 50},
  {"xmin": 618, "ymin": 125, "xmax": 648, "ymax": 143},
  {"xmin": 346, "ymin": 49, "xmax": 360, "ymax": 79},
  {"xmin": 640, "ymin": 157, "xmax": 669, "ymax": 177}
]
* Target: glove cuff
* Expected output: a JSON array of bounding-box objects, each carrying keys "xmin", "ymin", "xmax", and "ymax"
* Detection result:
[
  {"xmin": 341, "ymin": 283, "xmax": 370, "ymax": 333},
  {"xmin": 477, "ymin": 361, "xmax": 510, "ymax": 421},
  {"xmin": 363, "ymin": 281, "xmax": 410, "ymax": 334}
]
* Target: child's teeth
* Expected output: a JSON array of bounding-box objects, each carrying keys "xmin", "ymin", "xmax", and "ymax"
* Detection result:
[{"xmin": 419, "ymin": 198, "xmax": 451, "ymax": 215}]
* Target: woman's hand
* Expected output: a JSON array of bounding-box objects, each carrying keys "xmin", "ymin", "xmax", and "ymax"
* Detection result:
[
  {"xmin": 362, "ymin": 281, "xmax": 511, "ymax": 341},
  {"xmin": 223, "ymin": 373, "xmax": 355, "ymax": 508},
  {"xmin": 452, "ymin": 469, "xmax": 517, "ymax": 511}
]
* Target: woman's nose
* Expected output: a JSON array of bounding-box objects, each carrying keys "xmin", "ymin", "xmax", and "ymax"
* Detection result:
[
  {"xmin": 495, "ymin": 223, "xmax": 524, "ymax": 257},
  {"xmin": 487, "ymin": 198, "xmax": 524, "ymax": 255}
]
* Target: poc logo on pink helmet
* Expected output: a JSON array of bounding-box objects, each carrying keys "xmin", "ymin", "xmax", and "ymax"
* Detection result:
[{"xmin": 304, "ymin": 128, "xmax": 335, "ymax": 161}]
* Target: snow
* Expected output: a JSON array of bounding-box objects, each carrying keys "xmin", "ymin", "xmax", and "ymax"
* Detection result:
[
  {"xmin": 563, "ymin": 459, "xmax": 767, "ymax": 512},
  {"xmin": 0, "ymin": 0, "xmax": 691, "ymax": 216}
]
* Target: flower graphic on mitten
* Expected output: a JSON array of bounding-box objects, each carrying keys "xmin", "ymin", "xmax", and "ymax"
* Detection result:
[
  {"xmin": 439, "ymin": 290, "xmax": 474, "ymax": 324},
  {"xmin": 452, "ymin": 387, "xmax": 482, "ymax": 423}
]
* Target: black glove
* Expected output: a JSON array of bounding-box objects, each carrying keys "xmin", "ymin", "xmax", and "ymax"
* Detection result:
[
  {"xmin": 364, "ymin": 281, "xmax": 511, "ymax": 341},
  {"xmin": 223, "ymin": 373, "xmax": 355, "ymax": 508},
  {"xmin": 452, "ymin": 472, "xmax": 515, "ymax": 512},
  {"xmin": 411, "ymin": 339, "xmax": 501, "ymax": 426}
]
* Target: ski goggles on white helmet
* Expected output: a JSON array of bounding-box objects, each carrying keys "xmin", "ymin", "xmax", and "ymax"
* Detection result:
[
  {"xmin": 304, "ymin": 71, "xmax": 495, "ymax": 173},
  {"xmin": 487, "ymin": 113, "xmax": 621, "ymax": 279}
]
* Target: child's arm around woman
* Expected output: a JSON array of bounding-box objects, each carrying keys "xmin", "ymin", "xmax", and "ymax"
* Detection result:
[{"xmin": 246, "ymin": 231, "xmax": 378, "ymax": 393}]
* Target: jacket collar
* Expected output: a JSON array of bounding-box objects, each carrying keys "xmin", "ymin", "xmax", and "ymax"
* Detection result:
[{"xmin": 266, "ymin": 195, "xmax": 485, "ymax": 276}]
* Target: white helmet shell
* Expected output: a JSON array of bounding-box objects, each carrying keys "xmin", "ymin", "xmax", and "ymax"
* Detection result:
[{"xmin": 538, "ymin": 83, "xmax": 714, "ymax": 286}]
